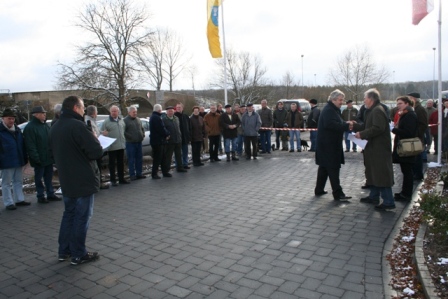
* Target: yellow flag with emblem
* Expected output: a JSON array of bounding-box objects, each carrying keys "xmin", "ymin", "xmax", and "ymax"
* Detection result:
[{"xmin": 207, "ymin": 0, "xmax": 222, "ymax": 58}]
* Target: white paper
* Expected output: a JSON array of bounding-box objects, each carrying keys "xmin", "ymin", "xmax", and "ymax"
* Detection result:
[
  {"xmin": 98, "ymin": 135, "xmax": 116, "ymax": 150},
  {"xmin": 348, "ymin": 134, "xmax": 368, "ymax": 149}
]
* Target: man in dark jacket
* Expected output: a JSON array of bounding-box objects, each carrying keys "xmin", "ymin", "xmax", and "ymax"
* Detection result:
[
  {"xmin": 162, "ymin": 106, "xmax": 187, "ymax": 175},
  {"xmin": 220, "ymin": 104, "xmax": 241, "ymax": 161},
  {"xmin": 257, "ymin": 99, "xmax": 273, "ymax": 154},
  {"xmin": 190, "ymin": 106, "xmax": 206, "ymax": 166},
  {"xmin": 175, "ymin": 103, "xmax": 191, "ymax": 169},
  {"xmin": 307, "ymin": 99, "xmax": 320, "ymax": 152},
  {"xmin": 24, "ymin": 106, "xmax": 60, "ymax": 203},
  {"xmin": 124, "ymin": 106, "xmax": 146, "ymax": 181},
  {"xmin": 314, "ymin": 89, "xmax": 352, "ymax": 201},
  {"xmin": 149, "ymin": 104, "xmax": 170, "ymax": 179},
  {"xmin": 408, "ymin": 92, "xmax": 428, "ymax": 180},
  {"xmin": 273, "ymin": 101, "xmax": 288, "ymax": 151},
  {"xmin": 49, "ymin": 95, "xmax": 103, "ymax": 265},
  {"xmin": 0, "ymin": 109, "xmax": 31, "ymax": 210},
  {"xmin": 341, "ymin": 100, "xmax": 359, "ymax": 152}
]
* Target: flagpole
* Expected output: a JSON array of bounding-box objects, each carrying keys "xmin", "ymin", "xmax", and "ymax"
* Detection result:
[
  {"xmin": 437, "ymin": 0, "xmax": 442, "ymax": 164},
  {"xmin": 221, "ymin": 1, "xmax": 228, "ymax": 105}
]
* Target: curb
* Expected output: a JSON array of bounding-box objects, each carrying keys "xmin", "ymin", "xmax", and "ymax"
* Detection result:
[{"xmin": 414, "ymin": 223, "xmax": 439, "ymax": 299}]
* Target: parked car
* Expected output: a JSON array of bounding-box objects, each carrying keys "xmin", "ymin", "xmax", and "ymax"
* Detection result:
[
  {"xmin": 340, "ymin": 104, "xmax": 361, "ymax": 113},
  {"xmin": 18, "ymin": 120, "xmax": 52, "ymax": 131},
  {"xmin": 277, "ymin": 99, "xmax": 311, "ymax": 128},
  {"xmin": 98, "ymin": 118, "xmax": 152, "ymax": 157}
]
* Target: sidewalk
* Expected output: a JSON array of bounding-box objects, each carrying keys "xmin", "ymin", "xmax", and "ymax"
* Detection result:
[{"xmin": 0, "ymin": 149, "xmax": 425, "ymax": 299}]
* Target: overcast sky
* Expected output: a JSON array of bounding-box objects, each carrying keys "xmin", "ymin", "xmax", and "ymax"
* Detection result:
[{"xmin": 0, "ymin": 0, "xmax": 446, "ymax": 93}]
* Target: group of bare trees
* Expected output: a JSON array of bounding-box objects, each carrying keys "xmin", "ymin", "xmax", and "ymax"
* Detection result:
[{"xmin": 55, "ymin": 0, "xmax": 391, "ymax": 112}]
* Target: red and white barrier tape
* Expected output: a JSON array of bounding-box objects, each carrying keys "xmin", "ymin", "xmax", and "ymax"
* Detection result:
[{"xmin": 260, "ymin": 127, "xmax": 317, "ymax": 131}]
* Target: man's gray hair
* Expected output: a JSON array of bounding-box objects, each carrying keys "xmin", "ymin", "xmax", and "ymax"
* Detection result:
[
  {"xmin": 364, "ymin": 88, "xmax": 381, "ymax": 103},
  {"xmin": 210, "ymin": 104, "xmax": 217, "ymax": 108},
  {"xmin": 154, "ymin": 104, "xmax": 162, "ymax": 112},
  {"xmin": 86, "ymin": 105, "xmax": 97, "ymax": 117},
  {"xmin": 328, "ymin": 89, "xmax": 345, "ymax": 102},
  {"xmin": 127, "ymin": 106, "xmax": 137, "ymax": 113},
  {"xmin": 53, "ymin": 104, "xmax": 62, "ymax": 115},
  {"xmin": 110, "ymin": 105, "xmax": 120, "ymax": 112}
]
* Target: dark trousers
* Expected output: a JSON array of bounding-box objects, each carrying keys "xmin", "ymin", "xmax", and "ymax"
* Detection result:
[
  {"xmin": 400, "ymin": 162, "xmax": 414, "ymax": 197},
  {"xmin": 244, "ymin": 136, "xmax": 258, "ymax": 158},
  {"xmin": 191, "ymin": 141, "xmax": 202, "ymax": 165},
  {"xmin": 34, "ymin": 164, "xmax": 54, "ymax": 199},
  {"xmin": 433, "ymin": 134, "xmax": 438, "ymax": 154},
  {"xmin": 108, "ymin": 149, "xmax": 125, "ymax": 183},
  {"xmin": 151, "ymin": 144, "xmax": 164, "ymax": 177},
  {"xmin": 315, "ymin": 166, "xmax": 343, "ymax": 199},
  {"xmin": 412, "ymin": 152, "xmax": 424, "ymax": 180},
  {"xmin": 208, "ymin": 135, "xmax": 220, "ymax": 160},
  {"xmin": 163, "ymin": 143, "xmax": 182, "ymax": 173}
]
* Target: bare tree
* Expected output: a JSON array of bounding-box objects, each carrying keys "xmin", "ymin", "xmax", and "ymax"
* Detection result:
[
  {"xmin": 56, "ymin": 0, "xmax": 152, "ymax": 113},
  {"xmin": 136, "ymin": 28, "xmax": 165, "ymax": 91},
  {"xmin": 281, "ymin": 71, "xmax": 296, "ymax": 99},
  {"xmin": 328, "ymin": 45, "xmax": 390, "ymax": 103},
  {"xmin": 163, "ymin": 30, "xmax": 190, "ymax": 92},
  {"xmin": 213, "ymin": 48, "xmax": 268, "ymax": 104}
]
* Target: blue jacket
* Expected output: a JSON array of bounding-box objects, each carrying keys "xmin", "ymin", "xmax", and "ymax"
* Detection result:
[
  {"xmin": 241, "ymin": 111, "xmax": 261, "ymax": 136},
  {"xmin": 149, "ymin": 111, "xmax": 170, "ymax": 146},
  {"xmin": 0, "ymin": 123, "xmax": 28, "ymax": 169}
]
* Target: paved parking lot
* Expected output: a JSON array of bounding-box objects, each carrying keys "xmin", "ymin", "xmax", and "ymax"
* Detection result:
[{"xmin": 0, "ymin": 147, "xmax": 415, "ymax": 299}]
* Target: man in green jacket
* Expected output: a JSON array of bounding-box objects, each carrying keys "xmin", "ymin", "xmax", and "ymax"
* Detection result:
[{"xmin": 24, "ymin": 106, "xmax": 60, "ymax": 203}]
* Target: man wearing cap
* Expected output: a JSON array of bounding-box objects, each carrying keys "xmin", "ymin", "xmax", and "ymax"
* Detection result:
[
  {"xmin": 241, "ymin": 103, "xmax": 261, "ymax": 160},
  {"xmin": 24, "ymin": 106, "xmax": 60, "ymax": 203},
  {"xmin": 236, "ymin": 104, "xmax": 246, "ymax": 156},
  {"xmin": 162, "ymin": 106, "xmax": 187, "ymax": 174},
  {"xmin": 257, "ymin": 99, "xmax": 273, "ymax": 154},
  {"xmin": 204, "ymin": 104, "xmax": 222, "ymax": 162},
  {"xmin": 0, "ymin": 108, "xmax": 31, "ymax": 210},
  {"xmin": 220, "ymin": 104, "xmax": 240, "ymax": 161},
  {"xmin": 407, "ymin": 92, "xmax": 428, "ymax": 180},
  {"xmin": 273, "ymin": 101, "xmax": 289, "ymax": 151},
  {"xmin": 341, "ymin": 100, "xmax": 359, "ymax": 152},
  {"xmin": 307, "ymin": 99, "xmax": 320, "ymax": 152}
]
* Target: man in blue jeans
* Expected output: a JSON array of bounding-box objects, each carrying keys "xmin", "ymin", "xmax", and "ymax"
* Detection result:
[
  {"xmin": 24, "ymin": 106, "xmax": 61, "ymax": 203},
  {"xmin": 124, "ymin": 106, "xmax": 146, "ymax": 181},
  {"xmin": 49, "ymin": 95, "xmax": 104, "ymax": 265},
  {"xmin": 257, "ymin": 99, "xmax": 273, "ymax": 153}
]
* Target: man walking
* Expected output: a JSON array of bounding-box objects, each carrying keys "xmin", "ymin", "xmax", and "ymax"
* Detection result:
[
  {"xmin": 149, "ymin": 104, "xmax": 170, "ymax": 179},
  {"xmin": 49, "ymin": 95, "xmax": 103, "ymax": 265},
  {"xmin": 307, "ymin": 99, "xmax": 320, "ymax": 152},
  {"xmin": 241, "ymin": 103, "xmax": 261, "ymax": 160},
  {"xmin": 24, "ymin": 106, "xmax": 60, "ymax": 203},
  {"xmin": 124, "ymin": 106, "xmax": 146, "ymax": 181},
  {"xmin": 102, "ymin": 105, "xmax": 129, "ymax": 186},
  {"xmin": 257, "ymin": 99, "xmax": 273, "ymax": 154},
  {"xmin": 341, "ymin": 100, "xmax": 359, "ymax": 152},
  {"xmin": 0, "ymin": 109, "xmax": 31, "ymax": 210},
  {"xmin": 314, "ymin": 90, "xmax": 352, "ymax": 201}
]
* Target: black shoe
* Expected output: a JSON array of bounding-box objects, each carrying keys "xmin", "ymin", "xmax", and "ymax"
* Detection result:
[
  {"xmin": 413, "ymin": 176, "xmax": 423, "ymax": 181},
  {"xmin": 100, "ymin": 183, "xmax": 110, "ymax": 189},
  {"xmin": 163, "ymin": 173, "xmax": 172, "ymax": 177},
  {"xmin": 152, "ymin": 175, "xmax": 161, "ymax": 179},
  {"xmin": 38, "ymin": 197, "xmax": 49, "ymax": 203},
  {"xmin": 335, "ymin": 195, "xmax": 352, "ymax": 201},
  {"xmin": 394, "ymin": 193, "xmax": 411, "ymax": 201},
  {"xmin": 297, "ymin": 149, "xmax": 302, "ymax": 152},
  {"xmin": 111, "ymin": 181, "xmax": 119, "ymax": 186},
  {"xmin": 136, "ymin": 175, "xmax": 147, "ymax": 179},
  {"xmin": 119, "ymin": 180, "xmax": 130, "ymax": 184},
  {"xmin": 58, "ymin": 254, "xmax": 71, "ymax": 262},
  {"xmin": 130, "ymin": 176, "xmax": 137, "ymax": 181},
  {"xmin": 71, "ymin": 252, "xmax": 99, "ymax": 265},
  {"xmin": 360, "ymin": 196, "xmax": 379, "ymax": 204},
  {"xmin": 177, "ymin": 169, "xmax": 187, "ymax": 173},
  {"xmin": 253, "ymin": 157, "xmax": 257, "ymax": 160},
  {"xmin": 375, "ymin": 204, "xmax": 396, "ymax": 211},
  {"xmin": 315, "ymin": 191, "xmax": 328, "ymax": 196},
  {"xmin": 15, "ymin": 201, "xmax": 31, "ymax": 206},
  {"xmin": 289, "ymin": 150, "xmax": 294, "ymax": 152},
  {"xmin": 246, "ymin": 156, "xmax": 251, "ymax": 160},
  {"xmin": 48, "ymin": 195, "xmax": 62, "ymax": 201},
  {"xmin": 215, "ymin": 158, "xmax": 221, "ymax": 161},
  {"xmin": 260, "ymin": 151, "xmax": 266, "ymax": 154},
  {"xmin": 6, "ymin": 205, "xmax": 16, "ymax": 210},
  {"xmin": 361, "ymin": 184, "xmax": 371, "ymax": 189},
  {"xmin": 183, "ymin": 166, "xmax": 191, "ymax": 169},
  {"xmin": 345, "ymin": 150, "xmax": 350, "ymax": 152},
  {"xmin": 352, "ymin": 149, "xmax": 357, "ymax": 152},
  {"xmin": 193, "ymin": 163, "xmax": 205, "ymax": 166},
  {"xmin": 309, "ymin": 149, "xmax": 315, "ymax": 152},
  {"xmin": 210, "ymin": 158, "xmax": 215, "ymax": 162}
]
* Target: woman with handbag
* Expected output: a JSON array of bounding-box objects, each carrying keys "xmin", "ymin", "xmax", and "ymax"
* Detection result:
[{"xmin": 391, "ymin": 96, "xmax": 419, "ymax": 201}]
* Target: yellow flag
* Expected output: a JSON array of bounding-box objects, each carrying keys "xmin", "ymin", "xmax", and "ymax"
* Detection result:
[{"xmin": 207, "ymin": 0, "xmax": 222, "ymax": 58}]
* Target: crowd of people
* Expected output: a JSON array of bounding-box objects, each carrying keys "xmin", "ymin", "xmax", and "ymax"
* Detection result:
[{"xmin": 0, "ymin": 90, "xmax": 443, "ymax": 264}]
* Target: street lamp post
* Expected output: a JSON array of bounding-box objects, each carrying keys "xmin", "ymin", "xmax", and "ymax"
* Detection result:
[
  {"xmin": 433, "ymin": 47, "xmax": 436, "ymax": 99},
  {"xmin": 314, "ymin": 74, "xmax": 316, "ymax": 86},
  {"xmin": 301, "ymin": 54, "xmax": 304, "ymax": 97},
  {"xmin": 392, "ymin": 71, "xmax": 395, "ymax": 100}
]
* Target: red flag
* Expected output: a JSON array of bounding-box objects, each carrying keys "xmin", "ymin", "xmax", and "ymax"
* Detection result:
[{"xmin": 412, "ymin": 0, "xmax": 434, "ymax": 25}]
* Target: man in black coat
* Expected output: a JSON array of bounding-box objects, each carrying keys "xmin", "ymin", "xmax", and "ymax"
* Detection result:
[
  {"xmin": 174, "ymin": 103, "xmax": 192, "ymax": 169},
  {"xmin": 49, "ymin": 95, "xmax": 104, "ymax": 265},
  {"xmin": 314, "ymin": 90, "xmax": 352, "ymax": 201},
  {"xmin": 149, "ymin": 104, "xmax": 170, "ymax": 179}
]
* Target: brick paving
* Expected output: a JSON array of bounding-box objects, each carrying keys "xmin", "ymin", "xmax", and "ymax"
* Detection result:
[{"xmin": 0, "ymin": 146, "xmax": 420, "ymax": 299}]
